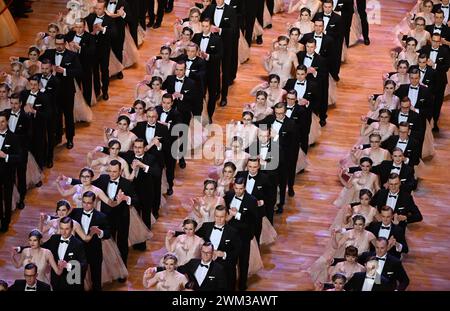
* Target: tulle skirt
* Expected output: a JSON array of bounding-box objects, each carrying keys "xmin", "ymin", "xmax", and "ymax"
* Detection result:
[
  {"xmin": 422, "ymin": 120, "xmax": 435, "ymax": 159},
  {"xmin": 274, "ymin": 0, "xmax": 285, "ymax": 14},
  {"xmin": 137, "ymin": 25, "xmax": 146, "ymax": 47},
  {"xmin": 128, "ymin": 206, "xmax": 153, "ymax": 246},
  {"xmin": 309, "ymin": 114, "xmax": 322, "ymax": 145},
  {"xmin": 0, "ymin": 0, "xmax": 19, "ymax": 47},
  {"xmin": 101, "ymin": 238, "xmax": 129, "ymax": 284},
  {"xmin": 248, "ymin": 237, "xmax": 264, "ymax": 276},
  {"xmin": 263, "ymin": 2, "xmax": 272, "ymax": 27},
  {"xmin": 74, "ymin": 80, "xmax": 93, "ymax": 122},
  {"xmin": 259, "ymin": 216, "xmax": 277, "ymax": 246},
  {"xmin": 349, "ymin": 9, "xmax": 363, "ymax": 47},
  {"xmin": 122, "ymin": 27, "xmax": 139, "ymax": 68},
  {"xmin": 238, "ymin": 30, "xmax": 250, "ymax": 64},
  {"xmin": 296, "ymin": 148, "xmax": 309, "ymax": 173},
  {"xmin": 328, "ymin": 74, "xmax": 337, "ymax": 105},
  {"xmin": 26, "ymin": 152, "xmax": 43, "ymax": 188},
  {"xmin": 333, "ymin": 186, "xmax": 358, "ymax": 207},
  {"xmin": 109, "ymin": 51, "xmax": 125, "ymax": 77}
]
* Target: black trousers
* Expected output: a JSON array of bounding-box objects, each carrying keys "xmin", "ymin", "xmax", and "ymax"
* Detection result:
[
  {"xmin": 278, "ymin": 164, "xmax": 288, "ymax": 205},
  {"xmin": 287, "ymin": 143, "xmax": 301, "ymax": 190},
  {"xmin": 78, "ymin": 63, "xmax": 93, "ymax": 106},
  {"xmin": 238, "ymin": 237, "xmax": 251, "ymax": 290},
  {"xmin": 87, "ymin": 252, "xmax": 102, "ymax": 291},
  {"xmin": 110, "ymin": 207, "xmax": 130, "ymax": 267},
  {"xmin": 266, "ymin": 0, "xmax": 274, "ymax": 16},
  {"xmin": 342, "ymin": 12, "xmax": 354, "ymax": 47},
  {"xmin": 166, "ymin": 0, "xmax": 174, "ymax": 10},
  {"xmin": 244, "ymin": 0, "xmax": 264, "ymax": 46},
  {"xmin": 136, "ymin": 191, "xmax": 154, "ymax": 229},
  {"xmin": 46, "ymin": 109, "xmax": 56, "ymax": 161},
  {"xmin": 111, "ymin": 28, "xmax": 125, "ymax": 64},
  {"xmin": 319, "ymin": 75, "xmax": 330, "ymax": 122},
  {"xmin": 206, "ymin": 73, "xmax": 220, "ymax": 120},
  {"xmin": 16, "ymin": 156, "xmax": 28, "ymax": 201},
  {"xmin": 137, "ymin": 0, "xmax": 147, "ymax": 29},
  {"xmin": 93, "ymin": 50, "xmax": 110, "ymax": 95},
  {"xmin": 0, "ymin": 178, "xmax": 14, "ymax": 228},
  {"xmin": 148, "ymin": 0, "xmax": 166, "ymax": 25},
  {"xmin": 433, "ymin": 80, "xmax": 447, "ymax": 126},
  {"xmin": 57, "ymin": 92, "xmax": 75, "ymax": 141},
  {"xmin": 356, "ymin": 0, "xmax": 369, "ymax": 40},
  {"xmin": 30, "ymin": 121, "xmax": 47, "ymax": 169},
  {"xmin": 165, "ymin": 154, "xmax": 176, "ymax": 189}
]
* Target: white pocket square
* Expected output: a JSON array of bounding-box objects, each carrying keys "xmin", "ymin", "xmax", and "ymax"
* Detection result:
[
  {"xmin": 5, "ymin": 145, "xmax": 10, "ymax": 147},
  {"xmin": 243, "ymin": 208, "xmax": 248, "ymax": 211},
  {"xmin": 68, "ymin": 252, "xmax": 74, "ymax": 256}
]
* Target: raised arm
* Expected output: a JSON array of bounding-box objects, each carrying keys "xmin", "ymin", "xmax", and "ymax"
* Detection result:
[{"xmin": 45, "ymin": 249, "xmax": 62, "ymax": 275}]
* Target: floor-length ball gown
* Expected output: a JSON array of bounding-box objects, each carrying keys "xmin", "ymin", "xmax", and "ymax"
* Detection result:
[{"xmin": 0, "ymin": 0, "xmax": 20, "ymax": 47}]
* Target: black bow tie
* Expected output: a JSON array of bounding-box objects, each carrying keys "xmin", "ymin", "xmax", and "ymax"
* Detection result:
[
  {"xmin": 275, "ymin": 119, "xmax": 283, "ymax": 124},
  {"xmin": 10, "ymin": 112, "xmax": 19, "ymax": 118},
  {"xmin": 296, "ymin": 81, "xmax": 305, "ymax": 85},
  {"xmin": 391, "ymin": 166, "xmax": 401, "ymax": 170},
  {"xmin": 234, "ymin": 196, "xmax": 242, "ymax": 201},
  {"xmin": 176, "ymin": 78, "xmax": 184, "ymax": 83},
  {"xmin": 202, "ymin": 35, "xmax": 210, "ymax": 39},
  {"xmin": 135, "ymin": 156, "xmax": 144, "ymax": 161},
  {"xmin": 410, "ymin": 86, "xmax": 418, "ymax": 90},
  {"xmin": 248, "ymin": 175, "xmax": 256, "ymax": 180},
  {"xmin": 213, "ymin": 226, "xmax": 223, "ymax": 231},
  {"xmin": 435, "ymin": 26, "xmax": 442, "ymax": 29},
  {"xmin": 60, "ymin": 239, "xmax": 69, "ymax": 244},
  {"xmin": 216, "ymin": 6, "xmax": 224, "ymax": 10},
  {"xmin": 400, "ymin": 113, "xmax": 409, "ymax": 117},
  {"xmin": 41, "ymin": 76, "xmax": 49, "ymax": 81},
  {"xmin": 314, "ymin": 35, "xmax": 322, "ymax": 39},
  {"xmin": 324, "ymin": 15, "xmax": 331, "ymax": 18},
  {"xmin": 398, "ymin": 141, "xmax": 407, "ymax": 144},
  {"xmin": 25, "ymin": 286, "xmax": 36, "ymax": 290},
  {"xmin": 442, "ymin": 5, "xmax": 449, "ymax": 9},
  {"xmin": 199, "ymin": 263, "xmax": 209, "ymax": 268},
  {"xmin": 147, "ymin": 124, "xmax": 155, "ymax": 128},
  {"xmin": 109, "ymin": 180, "xmax": 118, "ymax": 185},
  {"xmin": 388, "ymin": 194, "xmax": 398, "ymax": 198},
  {"xmin": 96, "ymin": 15, "xmax": 104, "ymax": 19},
  {"xmin": 381, "ymin": 225, "xmax": 391, "ymax": 230},
  {"xmin": 431, "ymin": 48, "xmax": 439, "ymax": 52},
  {"xmin": 56, "ymin": 51, "xmax": 64, "ymax": 55},
  {"xmin": 261, "ymin": 143, "xmax": 269, "ymax": 148},
  {"xmin": 376, "ymin": 257, "xmax": 386, "ymax": 261},
  {"xmin": 305, "ymin": 55, "xmax": 313, "ymax": 59},
  {"xmin": 0, "ymin": 133, "xmax": 6, "ymax": 137},
  {"xmin": 29, "ymin": 93, "xmax": 37, "ymax": 97},
  {"xmin": 365, "ymin": 276, "xmax": 375, "ymax": 280},
  {"xmin": 286, "ymin": 106, "xmax": 294, "ymax": 111},
  {"xmin": 75, "ymin": 34, "xmax": 83, "ymax": 38},
  {"xmin": 109, "ymin": 0, "xmax": 117, "ymax": 4},
  {"xmin": 82, "ymin": 212, "xmax": 92, "ymax": 218}
]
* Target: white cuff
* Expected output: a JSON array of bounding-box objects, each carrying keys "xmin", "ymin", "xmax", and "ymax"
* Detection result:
[
  {"xmin": 404, "ymin": 157, "xmax": 410, "ymax": 164},
  {"xmin": 126, "ymin": 196, "xmax": 131, "ymax": 206},
  {"xmin": 144, "ymin": 165, "xmax": 150, "ymax": 173},
  {"xmin": 102, "ymin": 26, "xmax": 107, "ymax": 35},
  {"xmin": 395, "ymin": 242, "xmax": 403, "ymax": 252},
  {"xmin": 98, "ymin": 229, "xmax": 104, "ymax": 239},
  {"xmin": 66, "ymin": 177, "xmax": 73, "ymax": 185},
  {"xmin": 122, "ymin": 12, "xmax": 126, "ymax": 19},
  {"xmin": 66, "ymin": 263, "xmax": 72, "ymax": 271},
  {"xmin": 235, "ymin": 212, "xmax": 242, "ymax": 220},
  {"xmin": 5, "ymin": 155, "xmax": 8, "ymax": 162},
  {"xmin": 157, "ymin": 143, "xmax": 162, "ymax": 151},
  {"xmin": 63, "ymin": 68, "xmax": 67, "ymax": 77},
  {"xmin": 222, "ymin": 251, "xmax": 227, "ymax": 260}
]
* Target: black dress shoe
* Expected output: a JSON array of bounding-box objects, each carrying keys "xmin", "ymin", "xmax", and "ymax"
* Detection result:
[
  {"xmin": 24, "ymin": 8, "xmax": 33, "ymax": 13},
  {"xmin": 220, "ymin": 99, "xmax": 227, "ymax": 107},
  {"xmin": 35, "ymin": 181, "xmax": 43, "ymax": 187},
  {"xmin": 256, "ymin": 36, "xmax": 263, "ymax": 45},
  {"xmin": 179, "ymin": 158, "xmax": 186, "ymax": 169},
  {"xmin": 116, "ymin": 72, "xmax": 123, "ymax": 79},
  {"xmin": 17, "ymin": 201, "xmax": 25, "ymax": 210},
  {"xmin": 0, "ymin": 224, "xmax": 9, "ymax": 233},
  {"xmin": 47, "ymin": 161, "xmax": 53, "ymax": 169},
  {"xmin": 147, "ymin": 21, "xmax": 154, "ymax": 27},
  {"xmin": 132, "ymin": 242, "xmax": 147, "ymax": 251},
  {"xmin": 432, "ymin": 126, "xmax": 440, "ymax": 133},
  {"xmin": 66, "ymin": 141, "xmax": 74, "ymax": 149},
  {"xmin": 117, "ymin": 278, "xmax": 127, "ymax": 283},
  {"xmin": 319, "ymin": 119, "xmax": 327, "ymax": 127},
  {"xmin": 102, "ymin": 93, "xmax": 109, "ymax": 100},
  {"xmin": 166, "ymin": 188, "xmax": 174, "ymax": 196},
  {"xmin": 165, "ymin": 7, "xmax": 173, "ymax": 13},
  {"xmin": 288, "ymin": 188, "xmax": 295, "ymax": 197},
  {"xmin": 364, "ymin": 38, "xmax": 371, "ymax": 45},
  {"xmin": 152, "ymin": 23, "xmax": 161, "ymax": 29},
  {"xmin": 275, "ymin": 204, "xmax": 284, "ymax": 214},
  {"xmin": 265, "ymin": 24, "xmax": 272, "ymax": 29},
  {"xmin": 16, "ymin": 13, "xmax": 29, "ymax": 18}
]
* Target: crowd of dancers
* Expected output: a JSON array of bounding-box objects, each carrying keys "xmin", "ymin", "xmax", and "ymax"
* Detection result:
[{"xmin": 0, "ymin": 0, "xmax": 447, "ymax": 291}]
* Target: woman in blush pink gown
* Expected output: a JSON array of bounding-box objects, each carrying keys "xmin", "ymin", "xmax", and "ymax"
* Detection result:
[
  {"xmin": 11, "ymin": 229, "xmax": 62, "ymax": 285},
  {"xmin": 2, "ymin": 62, "xmax": 28, "ymax": 94},
  {"xmin": 288, "ymin": 7, "xmax": 315, "ymax": 39},
  {"xmin": 174, "ymin": 7, "xmax": 202, "ymax": 39},
  {"xmin": 243, "ymin": 91, "xmax": 273, "ymax": 122},
  {"xmin": 0, "ymin": 82, "xmax": 10, "ymax": 111},
  {"xmin": 119, "ymin": 100, "xmax": 147, "ymax": 130},
  {"xmin": 169, "ymin": 27, "xmax": 194, "ymax": 58},
  {"xmin": 264, "ymin": 36, "xmax": 299, "ymax": 87},
  {"xmin": 287, "ymin": 28, "xmax": 304, "ymax": 54},
  {"xmin": 184, "ymin": 180, "xmax": 225, "ymax": 229},
  {"xmin": 288, "ymin": 0, "xmax": 321, "ymax": 19},
  {"xmin": 250, "ymin": 74, "xmax": 287, "ymax": 108},
  {"xmin": 135, "ymin": 76, "xmax": 166, "ymax": 109},
  {"xmin": 392, "ymin": 37, "xmax": 419, "ymax": 69},
  {"xmin": 209, "ymin": 136, "xmax": 250, "ymax": 180},
  {"xmin": 35, "ymin": 23, "xmax": 60, "ymax": 53},
  {"xmin": 315, "ymin": 273, "xmax": 348, "ymax": 291},
  {"xmin": 308, "ymin": 215, "xmax": 375, "ymax": 283},
  {"xmin": 226, "ymin": 111, "xmax": 259, "ymax": 150},
  {"xmin": 340, "ymin": 133, "xmax": 391, "ymax": 169},
  {"xmin": 385, "ymin": 60, "xmax": 410, "ymax": 89},
  {"xmin": 358, "ymin": 109, "xmax": 398, "ymax": 145},
  {"xmin": 143, "ymin": 253, "xmax": 189, "ymax": 291},
  {"xmin": 104, "ymin": 115, "xmax": 137, "ymax": 152},
  {"xmin": 334, "ymin": 157, "xmax": 380, "ymax": 207},
  {"xmin": 216, "ymin": 162, "xmax": 236, "ymax": 197},
  {"xmin": 331, "ymin": 189, "xmax": 378, "ymax": 232},
  {"xmin": 165, "ymin": 219, "xmax": 204, "ymax": 266},
  {"xmin": 397, "ymin": 17, "xmax": 430, "ymax": 51},
  {"xmin": 146, "ymin": 46, "xmax": 177, "ymax": 83},
  {"xmin": 9, "ymin": 47, "xmax": 42, "ymax": 78},
  {"xmin": 367, "ymin": 80, "xmax": 400, "ymax": 120}
]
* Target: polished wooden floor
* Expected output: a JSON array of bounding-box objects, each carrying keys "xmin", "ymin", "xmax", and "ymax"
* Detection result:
[{"xmin": 0, "ymin": 0, "xmax": 449, "ymax": 290}]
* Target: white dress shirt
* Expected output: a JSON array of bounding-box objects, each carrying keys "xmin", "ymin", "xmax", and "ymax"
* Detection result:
[
  {"xmin": 26, "ymin": 91, "xmax": 38, "ymax": 105},
  {"xmin": 323, "ymin": 15, "xmax": 331, "ymax": 30},
  {"xmin": 378, "ymin": 224, "xmax": 392, "ymax": 239},
  {"xmin": 58, "ymin": 237, "xmax": 70, "ymax": 260},
  {"xmin": 175, "ymin": 76, "xmax": 184, "ymax": 93},
  {"xmin": 362, "ymin": 275, "xmax": 376, "ymax": 291},
  {"xmin": 186, "ymin": 57, "xmax": 196, "ymax": 76},
  {"xmin": 333, "ymin": 0, "xmax": 338, "ymax": 10},
  {"xmin": 442, "ymin": 5, "xmax": 450, "ymax": 24},
  {"xmin": 407, "ymin": 84, "xmax": 419, "ymax": 108},
  {"xmin": 0, "ymin": 130, "xmax": 7, "ymax": 149},
  {"xmin": 107, "ymin": 178, "xmax": 119, "ymax": 200},
  {"xmin": 8, "ymin": 111, "xmax": 20, "ymax": 133},
  {"xmin": 260, "ymin": 142, "xmax": 269, "ymax": 161},
  {"xmin": 430, "ymin": 48, "xmax": 439, "ymax": 65},
  {"xmin": 73, "ymin": 33, "xmax": 83, "ymax": 44},
  {"xmin": 55, "ymin": 52, "xmax": 63, "ymax": 66},
  {"xmin": 271, "ymin": 118, "xmax": 283, "ymax": 135},
  {"xmin": 160, "ymin": 109, "xmax": 170, "ymax": 123},
  {"xmin": 230, "ymin": 195, "xmax": 244, "ymax": 220},
  {"xmin": 194, "ymin": 261, "xmax": 211, "ymax": 285},
  {"xmin": 395, "ymin": 139, "xmax": 408, "ymax": 153},
  {"xmin": 376, "ymin": 255, "xmax": 387, "ymax": 275},
  {"xmin": 390, "ymin": 163, "xmax": 402, "ymax": 174},
  {"xmin": 24, "ymin": 282, "xmax": 37, "ymax": 291},
  {"xmin": 145, "ymin": 123, "xmax": 156, "ymax": 144},
  {"xmin": 40, "ymin": 74, "xmax": 51, "ymax": 88},
  {"xmin": 107, "ymin": 2, "xmax": 117, "ymax": 13},
  {"xmin": 294, "ymin": 80, "xmax": 307, "ymax": 99},
  {"xmin": 246, "ymin": 174, "xmax": 256, "ymax": 194},
  {"xmin": 134, "ymin": 154, "xmax": 150, "ymax": 177},
  {"xmin": 313, "ymin": 33, "xmax": 323, "ymax": 53},
  {"xmin": 286, "ymin": 105, "xmax": 295, "ymax": 118},
  {"xmin": 386, "ymin": 191, "xmax": 399, "ymax": 210},
  {"xmin": 398, "ymin": 111, "xmax": 409, "ymax": 124},
  {"xmin": 303, "ymin": 53, "xmax": 314, "ymax": 68},
  {"xmin": 210, "ymin": 225, "xmax": 224, "ymax": 250},
  {"xmin": 81, "ymin": 210, "xmax": 93, "ymax": 235},
  {"xmin": 200, "ymin": 33, "xmax": 211, "ymax": 53},
  {"xmin": 214, "ymin": 6, "xmax": 225, "ymax": 27}
]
